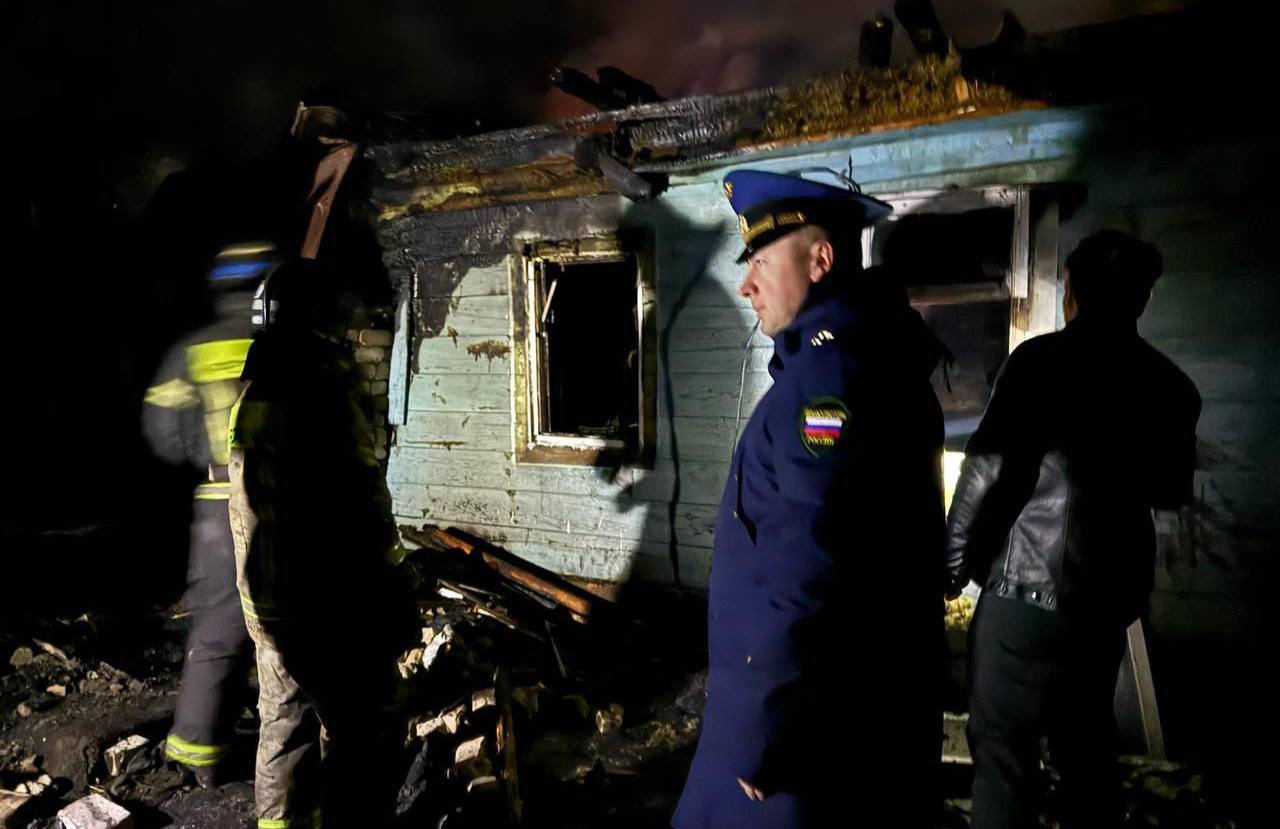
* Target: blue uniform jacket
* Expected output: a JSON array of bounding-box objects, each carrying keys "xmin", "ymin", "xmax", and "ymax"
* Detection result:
[{"xmin": 674, "ymin": 269, "xmax": 947, "ymax": 829}]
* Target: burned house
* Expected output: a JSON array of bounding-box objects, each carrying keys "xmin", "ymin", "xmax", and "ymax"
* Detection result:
[
  {"xmin": 362, "ymin": 60, "xmax": 1025, "ymax": 588},
  {"xmin": 363, "ymin": 5, "xmax": 1273, "ymax": 643}
]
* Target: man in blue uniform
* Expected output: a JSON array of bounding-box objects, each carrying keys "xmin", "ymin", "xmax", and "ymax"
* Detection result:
[{"xmin": 673, "ymin": 170, "xmax": 949, "ymax": 828}]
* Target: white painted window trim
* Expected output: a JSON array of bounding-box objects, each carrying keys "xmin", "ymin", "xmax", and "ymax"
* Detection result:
[
  {"xmin": 517, "ymin": 238, "xmax": 655, "ymax": 464},
  {"xmin": 858, "ymin": 184, "xmax": 1059, "ymax": 348}
]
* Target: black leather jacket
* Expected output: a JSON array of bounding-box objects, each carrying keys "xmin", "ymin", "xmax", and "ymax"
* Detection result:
[{"xmin": 945, "ymin": 315, "xmax": 1200, "ymax": 623}]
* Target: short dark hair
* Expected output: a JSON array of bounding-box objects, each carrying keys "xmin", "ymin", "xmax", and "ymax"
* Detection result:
[{"xmin": 1064, "ymin": 230, "xmax": 1163, "ymax": 320}]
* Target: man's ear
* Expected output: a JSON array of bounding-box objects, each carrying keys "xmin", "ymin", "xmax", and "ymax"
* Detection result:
[{"xmin": 809, "ymin": 236, "xmax": 835, "ymax": 283}]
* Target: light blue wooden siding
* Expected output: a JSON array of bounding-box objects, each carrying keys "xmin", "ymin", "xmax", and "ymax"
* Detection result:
[{"xmin": 387, "ymin": 255, "xmax": 735, "ymax": 586}]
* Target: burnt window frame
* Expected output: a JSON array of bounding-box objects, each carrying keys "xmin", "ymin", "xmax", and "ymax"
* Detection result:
[
  {"xmin": 862, "ymin": 184, "xmax": 1062, "ymax": 506},
  {"xmin": 860, "ymin": 184, "xmax": 1061, "ymax": 352},
  {"xmin": 510, "ymin": 235, "xmax": 657, "ymax": 468}
]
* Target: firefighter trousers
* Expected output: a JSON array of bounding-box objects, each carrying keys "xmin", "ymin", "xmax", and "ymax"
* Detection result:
[
  {"xmin": 166, "ymin": 496, "xmax": 251, "ymax": 772},
  {"xmin": 246, "ymin": 615, "xmax": 403, "ymax": 829}
]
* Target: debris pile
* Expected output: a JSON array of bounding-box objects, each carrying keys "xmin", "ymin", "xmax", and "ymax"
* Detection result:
[
  {"xmin": 392, "ymin": 525, "xmax": 707, "ymax": 828},
  {"xmin": 56, "ymin": 793, "xmax": 133, "ymax": 829},
  {"xmin": 1101, "ymin": 756, "xmax": 1235, "ymax": 829},
  {"xmin": 2, "ymin": 621, "xmax": 172, "ymax": 734}
]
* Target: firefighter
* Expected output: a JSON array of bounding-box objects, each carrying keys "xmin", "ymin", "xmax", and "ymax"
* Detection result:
[
  {"xmin": 142, "ymin": 244, "xmax": 275, "ymax": 785},
  {"xmin": 227, "ymin": 257, "xmax": 417, "ymax": 829}
]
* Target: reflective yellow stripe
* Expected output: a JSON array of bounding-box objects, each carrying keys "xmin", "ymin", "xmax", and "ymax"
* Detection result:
[
  {"xmin": 218, "ymin": 241, "xmax": 276, "ymax": 258},
  {"xmin": 239, "ymin": 591, "xmax": 284, "ymax": 621},
  {"xmin": 165, "ymin": 735, "xmax": 230, "ymax": 767},
  {"xmin": 186, "ymin": 339, "xmax": 252, "ymax": 384},
  {"xmin": 258, "ymin": 807, "xmax": 321, "ymax": 829},
  {"xmin": 195, "ymin": 483, "xmax": 231, "ymax": 501},
  {"xmin": 145, "ymin": 378, "xmax": 198, "ymax": 408}
]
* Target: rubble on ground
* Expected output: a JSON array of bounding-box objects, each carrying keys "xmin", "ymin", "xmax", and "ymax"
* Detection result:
[
  {"xmin": 55, "ymin": 793, "xmax": 133, "ymax": 829},
  {"xmin": 1, "ymin": 525, "xmax": 708, "ymax": 828},
  {"xmin": 0, "ymin": 606, "xmax": 254, "ymax": 827},
  {"xmin": 1, "ymin": 789, "xmax": 36, "ymax": 828},
  {"xmin": 102, "ymin": 737, "xmax": 149, "ymax": 779},
  {"xmin": 0, "ymin": 524, "xmax": 1244, "ymax": 828},
  {"xmin": 929, "ymin": 706, "xmax": 1236, "ymax": 827},
  {"xmin": 1076, "ymin": 755, "xmax": 1235, "ymax": 829}
]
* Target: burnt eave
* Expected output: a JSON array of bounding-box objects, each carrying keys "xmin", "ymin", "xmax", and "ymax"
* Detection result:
[
  {"xmin": 365, "ymin": 53, "xmax": 1032, "ymax": 218},
  {"xmin": 364, "ymin": 4, "xmax": 1220, "ymax": 218}
]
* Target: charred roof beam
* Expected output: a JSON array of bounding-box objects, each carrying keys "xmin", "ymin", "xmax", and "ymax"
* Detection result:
[
  {"xmin": 596, "ymin": 66, "xmax": 663, "ymax": 106},
  {"xmin": 573, "ymin": 139, "xmax": 664, "ymax": 201},
  {"xmin": 551, "ymin": 65, "xmax": 664, "ymax": 111}
]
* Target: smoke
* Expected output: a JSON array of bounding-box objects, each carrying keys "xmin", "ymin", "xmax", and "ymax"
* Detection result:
[
  {"xmin": 541, "ymin": 0, "xmax": 888, "ymax": 119},
  {"xmin": 539, "ymin": 0, "xmax": 1194, "ymax": 119}
]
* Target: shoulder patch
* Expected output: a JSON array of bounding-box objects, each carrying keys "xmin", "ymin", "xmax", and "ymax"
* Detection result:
[{"xmin": 798, "ymin": 396, "xmax": 850, "ymax": 457}]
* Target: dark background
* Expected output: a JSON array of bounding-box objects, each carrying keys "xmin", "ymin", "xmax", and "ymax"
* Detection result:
[{"xmin": 4, "ymin": 3, "xmax": 1275, "ymax": 823}]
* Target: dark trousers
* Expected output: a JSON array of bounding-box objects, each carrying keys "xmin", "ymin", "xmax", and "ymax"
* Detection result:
[
  {"xmin": 967, "ymin": 594, "xmax": 1128, "ymax": 829},
  {"xmin": 167, "ymin": 499, "xmax": 251, "ymax": 770},
  {"xmin": 247, "ymin": 615, "xmax": 405, "ymax": 829}
]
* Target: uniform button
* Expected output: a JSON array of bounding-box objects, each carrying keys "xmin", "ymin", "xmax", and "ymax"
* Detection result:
[
  {"xmin": 732, "ymin": 510, "xmax": 738, "ymax": 519},
  {"xmin": 746, "ymin": 654, "xmax": 753, "ymax": 665}
]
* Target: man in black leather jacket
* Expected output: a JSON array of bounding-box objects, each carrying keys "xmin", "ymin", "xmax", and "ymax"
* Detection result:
[{"xmin": 944, "ymin": 230, "xmax": 1200, "ymax": 829}]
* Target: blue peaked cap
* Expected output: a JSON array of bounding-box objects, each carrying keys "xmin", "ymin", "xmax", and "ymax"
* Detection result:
[{"xmin": 722, "ymin": 168, "xmax": 892, "ymax": 262}]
